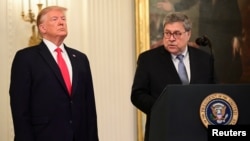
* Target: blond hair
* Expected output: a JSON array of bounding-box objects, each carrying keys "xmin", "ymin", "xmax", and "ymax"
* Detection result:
[{"xmin": 36, "ymin": 6, "xmax": 67, "ymax": 26}]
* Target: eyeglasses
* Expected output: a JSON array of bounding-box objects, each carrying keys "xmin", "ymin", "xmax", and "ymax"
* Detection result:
[{"xmin": 163, "ymin": 31, "xmax": 187, "ymax": 39}]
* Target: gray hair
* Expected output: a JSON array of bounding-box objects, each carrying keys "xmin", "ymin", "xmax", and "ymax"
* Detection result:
[{"xmin": 163, "ymin": 12, "xmax": 192, "ymax": 31}]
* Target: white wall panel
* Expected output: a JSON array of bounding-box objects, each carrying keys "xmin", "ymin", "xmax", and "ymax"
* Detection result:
[{"xmin": 86, "ymin": 1, "xmax": 136, "ymax": 141}]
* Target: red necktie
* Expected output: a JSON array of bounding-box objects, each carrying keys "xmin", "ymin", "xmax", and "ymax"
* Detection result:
[{"xmin": 55, "ymin": 47, "xmax": 72, "ymax": 95}]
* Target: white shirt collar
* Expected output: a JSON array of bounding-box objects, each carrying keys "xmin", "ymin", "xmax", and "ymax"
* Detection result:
[
  {"xmin": 171, "ymin": 46, "xmax": 188, "ymax": 60},
  {"xmin": 43, "ymin": 38, "xmax": 65, "ymax": 53}
]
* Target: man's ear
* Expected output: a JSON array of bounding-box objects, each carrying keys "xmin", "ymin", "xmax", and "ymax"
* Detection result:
[{"xmin": 38, "ymin": 24, "xmax": 46, "ymax": 33}]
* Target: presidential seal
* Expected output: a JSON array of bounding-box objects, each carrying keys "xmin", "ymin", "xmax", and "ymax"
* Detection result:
[{"xmin": 199, "ymin": 93, "xmax": 238, "ymax": 128}]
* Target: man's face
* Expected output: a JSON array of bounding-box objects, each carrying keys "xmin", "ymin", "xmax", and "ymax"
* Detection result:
[
  {"xmin": 39, "ymin": 10, "xmax": 68, "ymax": 40},
  {"xmin": 163, "ymin": 22, "xmax": 191, "ymax": 55}
]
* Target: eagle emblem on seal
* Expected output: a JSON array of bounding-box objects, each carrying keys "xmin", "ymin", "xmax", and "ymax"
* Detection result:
[
  {"xmin": 200, "ymin": 93, "xmax": 238, "ymax": 128},
  {"xmin": 210, "ymin": 103, "xmax": 228, "ymax": 124}
]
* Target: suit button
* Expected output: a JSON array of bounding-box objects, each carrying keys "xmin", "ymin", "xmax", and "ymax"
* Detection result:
[
  {"xmin": 69, "ymin": 120, "xmax": 73, "ymax": 124},
  {"xmin": 70, "ymin": 100, "xmax": 73, "ymax": 104}
]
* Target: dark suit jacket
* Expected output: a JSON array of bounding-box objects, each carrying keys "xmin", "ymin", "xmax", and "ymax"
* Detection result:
[
  {"xmin": 131, "ymin": 46, "xmax": 216, "ymax": 141},
  {"xmin": 9, "ymin": 42, "xmax": 99, "ymax": 141}
]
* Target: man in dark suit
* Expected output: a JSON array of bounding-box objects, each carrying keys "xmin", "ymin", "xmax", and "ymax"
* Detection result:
[
  {"xmin": 158, "ymin": 0, "xmax": 243, "ymax": 83},
  {"xmin": 131, "ymin": 12, "xmax": 217, "ymax": 141},
  {"xmin": 9, "ymin": 6, "xmax": 99, "ymax": 141}
]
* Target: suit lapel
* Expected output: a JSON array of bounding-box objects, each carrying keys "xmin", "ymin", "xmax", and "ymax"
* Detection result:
[
  {"xmin": 158, "ymin": 46, "xmax": 181, "ymax": 83},
  {"xmin": 188, "ymin": 47, "xmax": 199, "ymax": 83},
  {"xmin": 159, "ymin": 47, "xmax": 180, "ymax": 76},
  {"xmin": 38, "ymin": 42, "xmax": 71, "ymax": 96},
  {"xmin": 64, "ymin": 46, "xmax": 79, "ymax": 96}
]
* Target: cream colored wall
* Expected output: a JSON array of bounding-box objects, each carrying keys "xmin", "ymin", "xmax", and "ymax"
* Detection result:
[{"xmin": 0, "ymin": 0, "xmax": 137, "ymax": 141}]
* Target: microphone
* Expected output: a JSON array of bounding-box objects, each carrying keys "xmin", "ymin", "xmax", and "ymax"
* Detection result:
[{"xmin": 195, "ymin": 35, "xmax": 213, "ymax": 55}]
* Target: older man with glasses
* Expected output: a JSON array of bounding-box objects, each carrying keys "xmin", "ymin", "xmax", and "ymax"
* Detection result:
[{"xmin": 131, "ymin": 12, "xmax": 217, "ymax": 141}]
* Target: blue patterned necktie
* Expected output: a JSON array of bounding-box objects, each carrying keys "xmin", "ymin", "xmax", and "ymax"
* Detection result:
[{"xmin": 176, "ymin": 54, "xmax": 189, "ymax": 85}]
